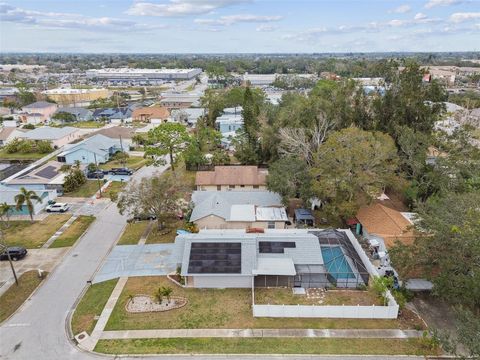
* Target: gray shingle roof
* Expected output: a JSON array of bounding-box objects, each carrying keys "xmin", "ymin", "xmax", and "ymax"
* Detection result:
[
  {"xmin": 19, "ymin": 126, "xmax": 77, "ymax": 140},
  {"xmin": 23, "ymin": 101, "xmax": 56, "ymax": 109}
]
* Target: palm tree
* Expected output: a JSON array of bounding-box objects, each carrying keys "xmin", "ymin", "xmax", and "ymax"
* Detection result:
[
  {"xmin": 154, "ymin": 288, "xmax": 163, "ymax": 304},
  {"xmin": 161, "ymin": 286, "xmax": 173, "ymax": 305},
  {"xmin": 0, "ymin": 202, "xmax": 12, "ymax": 225},
  {"xmin": 14, "ymin": 187, "xmax": 42, "ymax": 223}
]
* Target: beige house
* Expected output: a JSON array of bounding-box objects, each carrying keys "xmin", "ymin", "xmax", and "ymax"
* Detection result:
[
  {"xmin": 190, "ymin": 191, "xmax": 288, "ymax": 230},
  {"xmin": 20, "ymin": 101, "xmax": 58, "ymax": 124},
  {"xmin": 195, "ymin": 166, "xmax": 268, "ymax": 191},
  {"xmin": 18, "ymin": 126, "xmax": 81, "ymax": 148}
]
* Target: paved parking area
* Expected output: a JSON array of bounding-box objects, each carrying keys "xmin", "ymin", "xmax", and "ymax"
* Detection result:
[
  {"xmin": 0, "ymin": 248, "xmax": 69, "ymax": 296},
  {"xmin": 93, "ymin": 244, "xmax": 177, "ymax": 283}
]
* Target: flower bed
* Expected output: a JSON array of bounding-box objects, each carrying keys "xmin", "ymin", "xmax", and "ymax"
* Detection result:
[{"xmin": 125, "ymin": 295, "xmax": 187, "ymax": 313}]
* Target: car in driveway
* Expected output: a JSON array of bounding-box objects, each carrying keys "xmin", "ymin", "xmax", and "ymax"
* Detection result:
[
  {"xmin": 45, "ymin": 203, "xmax": 69, "ymax": 213},
  {"xmin": 0, "ymin": 246, "xmax": 28, "ymax": 261},
  {"xmin": 128, "ymin": 213, "xmax": 157, "ymax": 222},
  {"xmin": 87, "ymin": 170, "xmax": 105, "ymax": 179},
  {"xmin": 109, "ymin": 167, "xmax": 133, "ymax": 176}
]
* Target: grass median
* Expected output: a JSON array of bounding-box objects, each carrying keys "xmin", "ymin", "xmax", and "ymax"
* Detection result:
[{"xmin": 49, "ymin": 216, "xmax": 95, "ymax": 248}]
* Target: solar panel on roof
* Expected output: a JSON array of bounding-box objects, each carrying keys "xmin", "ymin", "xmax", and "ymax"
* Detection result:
[
  {"xmin": 35, "ymin": 166, "xmax": 58, "ymax": 179},
  {"xmin": 188, "ymin": 242, "xmax": 241, "ymax": 274},
  {"xmin": 258, "ymin": 241, "xmax": 296, "ymax": 254}
]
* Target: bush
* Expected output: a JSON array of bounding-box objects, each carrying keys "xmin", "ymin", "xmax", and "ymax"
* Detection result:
[
  {"xmin": 4, "ymin": 138, "xmax": 20, "ymax": 153},
  {"xmin": 63, "ymin": 168, "xmax": 87, "ymax": 193},
  {"xmin": 17, "ymin": 140, "xmax": 34, "ymax": 154},
  {"xmin": 36, "ymin": 140, "xmax": 53, "ymax": 153},
  {"xmin": 23, "ymin": 124, "xmax": 35, "ymax": 130}
]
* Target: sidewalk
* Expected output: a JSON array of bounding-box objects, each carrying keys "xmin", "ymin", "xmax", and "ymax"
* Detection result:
[{"xmin": 99, "ymin": 328, "xmax": 424, "ymax": 340}]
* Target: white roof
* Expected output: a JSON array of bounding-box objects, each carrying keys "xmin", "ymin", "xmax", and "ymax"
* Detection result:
[
  {"xmin": 255, "ymin": 207, "xmax": 288, "ymax": 221},
  {"xmin": 253, "ymin": 257, "xmax": 296, "ymax": 276},
  {"xmin": 19, "ymin": 126, "xmax": 78, "ymax": 141},
  {"xmin": 229, "ymin": 204, "xmax": 256, "ymax": 222}
]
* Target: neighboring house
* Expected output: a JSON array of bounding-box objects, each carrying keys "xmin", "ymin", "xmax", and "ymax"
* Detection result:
[
  {"xmin": 2, "ymin": 160, "xmax": 66, "ymax": 195},
  {"xmin": 215, "ymin": 106, "xmax": 243, "ymax": 134},
  {"xmin": 159, "ymin": 94, "xmax": 200, "ymax": 109},
  {"xmin": 20, "ymin": 101, "xmax": 58, "ymax": 124},
  {"xmin": 174, "ymin": 228, "xmax": 369, "ymax": 289},
  {"xmin": 92, "ymin": 126, "xmax": 134, "ymax": 146},
  {"xmin": 0, "ymin": 127, "xmax": 25, "ymax": 146},
  {"xmin": 92, "ymin": 106, "xmax": 136, "ymax": 122},
  {"xmin": 195, "ymin": 166, "xmax": 267, "ymax": 191},
  {"xmin": 190, "ymin": 191, "xmax": 288, "ymax": 230},
  {"xmin": 132, "ymin": 106, "xmax": 170, "ymax": 122},
  {"xmin": 57, "ymin": 134, "xmax": 122, "ymax": 165},
  {"xmin": 0, "ymin": 184, "xmax": 56, "ymax": 215},
  {"xmin": 171, "ymin": 108, "xmax": 205, "ymax": 126},
  {"xmin": 356, "ymin": 203, "xmax": 417, "ymax": 249},
  {"xmin": 18, "ymin": 126, "xmax": 81, "ymax": 148},
  {"xmin": 55, "ymin": 107, "xmax": 93, "ymax": 122}
]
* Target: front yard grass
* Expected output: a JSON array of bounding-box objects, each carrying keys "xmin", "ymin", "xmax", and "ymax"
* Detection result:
[
  {"xmin": 255, "ymin": 288, "xmax": 382, "ymax": 306},
  {"xmin": 146, "ymin": 218, "xmax": 186, "ymax": 244},
  {"xmin": 49, "ymin": 216, "xmax": 95, "ymax": 248},
  {"xmin": 95, "ymin": 338, "xmax": 439, "ymax": 356},
  {"xmin": 0, "ymin": 271, "xmax": 48, "ymax": 323},
  {"xmin": 105, "ymin": 276, "xmax": 424, "ymax": 331},
  {"xmin": 2, "ymin": 214, "xmax": 71, "ymax": 248},
  {"xmin": 102, "ymin": 181, "xmax": 127, "ymax": 200},
  {"xmin": 0, "ymin": 150, "xmax": 47, "ymax": 160},
  {"xmin": 99, "ymin": 156, "xmax": 147, "ymax": 171},
  {"xmin": 65, "ymin": 180, "xmax": 102, "ymax": 198},
  {"xmin": 117, "ymin": 222, "xmax": 150, "ymax": 245},
  {"xmin": 71, "ymin": 279, "xmax": 118, "ymax": 335}
]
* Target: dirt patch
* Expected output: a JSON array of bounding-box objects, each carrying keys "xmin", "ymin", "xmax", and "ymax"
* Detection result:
[{"xmin": 126, "ymin": 295, "xmax": 187, "ymax": 313}]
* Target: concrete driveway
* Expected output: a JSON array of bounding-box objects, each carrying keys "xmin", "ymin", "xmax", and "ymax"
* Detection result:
[
  {"xmin": 93, "ymin": 244, "xmax": 177, "ymax": 283},
  {"xmin": 0, "ymin": 248, "xmax": 69, "ymax": 296}
]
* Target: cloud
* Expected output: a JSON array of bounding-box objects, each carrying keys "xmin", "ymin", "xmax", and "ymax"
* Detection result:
[
  {"xmin": 449, "ymin": 12, "xmax": 480, "ymax": 23},
  {"xmin": 126, "ymin": 0, "xmax": 250, "ymax": 17},
  {"xmin": 424, "ymin": 0, "xmax": 463, "ymax": 9},
  {"xmin": 0, "ymin": 2, "xmax": 163, "ymax": 32},
  {"xmin": 389, "ymin": 4, "xmax": 411, "ymax": 13},
  {"xmin": 195, "ymin": 14, "xmax": 283, "ymax": 26},
  {"xmin": 256, "ymin": 24, "xmax": 277, "ymax": 32}
]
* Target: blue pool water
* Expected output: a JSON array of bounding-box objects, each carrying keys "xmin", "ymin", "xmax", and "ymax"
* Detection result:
[{"xmin": 321, "ymin": 246, "xmax": 356, "ymax": 279}]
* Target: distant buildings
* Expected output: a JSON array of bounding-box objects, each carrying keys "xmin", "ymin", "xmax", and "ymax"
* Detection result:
[
  {"xmin": 20, "ymin": 101, "xmax": 58, "ymax": 124},
  {"xmin": 195, "ymin": 166, "xmax": 267, "ymax": 191},
  {"xmin": 18, "ymin": 126, "xmax": 80, "ymax": 148},
  {"xmin": 55, "ymin": 107, "xmax": 93, "ymax": 122},
  {"xmin": 42, "ymin": 88, "xmax": 109, "ymax": 106},
  {"xmin": 86, "ymin": 68, "xmax": 202, "ymax": 84},
  {"xmin": 159, "ymin": 94, "xmax": 200, "ymax": 109},
  {"xmin": 215, "ymin": 107, "xmax": 243, "ymax": 147},
  {"xmin": 132, "ymin": 106, "xmax": 170, "ymax": 123},
  {"xmin": 242, "ymin": 74, "xmax": 277, "ymax": 86}
]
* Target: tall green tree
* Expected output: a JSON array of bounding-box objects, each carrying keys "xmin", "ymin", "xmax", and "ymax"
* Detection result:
[
  {"xmin": 145, "ymin": 123, "xmax": 190, "ymax": 171},
  {"xmin": 14, "ymin": 187, "xmax": 42, "ymax": 222}
]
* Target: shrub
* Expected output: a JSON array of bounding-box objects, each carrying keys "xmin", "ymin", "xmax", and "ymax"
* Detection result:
[
  {"xmin": 17, "ymin": 139, "xmax": 34, "ymax": 153},
  {"xmin": 36, "ymin": 140, "xmax": 53, "ymax": 153},
  {"xmin": 63, "ymin": 168, "xmax": 86, "ymax": 193},
  {"xmin": 23, "ymin": 124, "xmax": 35, "ymax": 130}
]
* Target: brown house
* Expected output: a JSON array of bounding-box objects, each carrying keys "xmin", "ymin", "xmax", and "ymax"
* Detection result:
[
  {"xmin": 132, "ymin": 106, "xmax": 170, "ymax": 122},
  {"xmin": 195, "ymin": 166, "xmax": 268, "ymax": 191},
  {"xmin": 356, "ymin": 203, "xmax": 417, "ymax": 249}
]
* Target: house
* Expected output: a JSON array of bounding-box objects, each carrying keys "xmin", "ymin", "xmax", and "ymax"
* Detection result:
[
  {"xmin": 356, "ymin": 203, "xmax": 417, "ymax": 249},
  {"xmin": 92, "ymin": 126, "xmax": 134, "ymax": 146},
  {"xmin": 293, "ymin": 209, "xmax": 315, "ymax": 227},
  {"xmin": 2, "ymin": 160, "xmax": 66, "ymax": 195},
  {"xmin": 195, "ymin": 166, "xmax": 267, "ymax": 191},
  {"xmin": 0, "ymin": 127, "xmax": 25, "ymax": 146},
  {"xmin": 215, "ymin": 106, "xmax": 243, "ymax": 134},
  {"xmin": 92, "ymin": 106, "xmax": 136, "ymax": 122},
  {"xmin": 18, "ymin": 126, "xmax": 81, "ymax": 148},
  {"xmin": 174, "ymin": 228, "xmax": 369, "ymax": 289},
  {"xmin": 20, "ymin": 101, "xmax": 58, "ymax": 124},
  {"xmin": 171, "ymin": 108, "xmax": 205, "ymax": 126},
  {"xmin": 132, "ymin": 106, "xmax": 170, "ymax": 123},
  {"xmin": 159, "ymin": 94, "xmax": 200, "ymax": 109},
  {"xmin": 57, "ymin": 134, "xmax": 122, "ymax": 165},
  {"xmin": 55, "ymin": 107, "xmax": 93, "ymax": 122},
  {"xmin": 0, "ymin": 184, "xmax": 56, "ymax": 215},
  {"xmin": 190, "ymin": 191, "xmax": 288, "ymax": 229}
]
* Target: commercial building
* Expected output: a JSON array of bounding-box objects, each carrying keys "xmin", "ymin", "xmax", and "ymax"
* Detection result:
[
  {"xmin": 42, "ymin": 88, "xmax": 109, "ymax": 106},
  {"xmin": 86, "ymin": 68, "xmax": 202, "ymax": 83},
  {"xmin": 195, "ymin": 166, "xmax": 267, "ymax": 191}
]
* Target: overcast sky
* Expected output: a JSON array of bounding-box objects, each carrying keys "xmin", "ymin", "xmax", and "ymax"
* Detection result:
[{"xmin": 0, "ymin": 0, "xmax": 479, "ymax": 53}]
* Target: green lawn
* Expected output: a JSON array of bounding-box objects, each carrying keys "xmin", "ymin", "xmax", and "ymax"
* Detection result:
[
  {"xmin": 65, "ymin": 180, "xmax": 103, "ymax": 198},
  {"xmin": 69, "ymin": 121, "xmax": 105, "ymax": 129},
  {"xmin": 0, "ymin": 271, "xmax": 47, "ymax": 324},
  {"xmin": 95, "ymin": 338, "xmax": 439, "ymax": 356},
  {"xmin": 145, "ymin": 218, "xmax": 185, "ymax": 244},
  {"xmin": 105, "ymin": 276, "xmax": 424, "ymax": 331},
  {"xmin": 2, "ymin": 214, "xmax": 71, "ymax": 248},
  {"xmin": 117, "ymin": 222, "xmax": 150, "ymax": 245},
  {"xmin": 102, "ymin": 181, "xmax": 127, "ymax": 201},
  {"xmin": 99, "ymin": 156, "xmax": 147, "ymax": 171},
  {"xmin": 49, "ymin": 216, "xmax": 95, "ymax": 248},
  {"xmin": 0, "ymin": 150, "xmax": 47, "ymax": 160},
  {"xmin": 71, "ymin": 279, "xmax": 118, "ymax": 335}
]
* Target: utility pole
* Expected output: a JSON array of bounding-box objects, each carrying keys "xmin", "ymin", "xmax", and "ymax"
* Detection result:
[
  {"xmin": 94, "ymin": 153, "xmax": 102, "ymax": 198},
  {"xmin": 0, "ymin": 239, "xmax": 18, "ymax": 286},
  {"xmin": 119, "ymin": 135, "xmax": 126, "ymax": 168}
]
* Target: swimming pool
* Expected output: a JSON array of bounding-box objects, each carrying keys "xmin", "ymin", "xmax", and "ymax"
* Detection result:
[{"xmin": 321, "ymin": 246, "xmax": 356, "ymax": 279}]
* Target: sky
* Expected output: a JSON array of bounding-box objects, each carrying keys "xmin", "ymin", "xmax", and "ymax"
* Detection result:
[{"xmin": 0, "ymin": 0, "xmax": 479, "ymax": 53}]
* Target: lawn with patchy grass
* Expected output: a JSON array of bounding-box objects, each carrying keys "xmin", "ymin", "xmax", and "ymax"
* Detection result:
[
  {"xmin": 100, "ymin": 156, "xmax": 147, "ymax": 171},
  {"xmin": 105, "ymin": 276, "xmax": 424, "ymax": 331},
  {"xmin": 95, "ymin": 338, "xmax": 439, "ymax": 356},
  {"xmin": 0, "ymin": 150, "xmax": 47, "ymax": 161},
  {"xmin": 49, "ymin": 216, "xmax": 95, "ymax": 248},
  {"xmin": 255, "ymin": 288, "xmax": 382, "ymax": 306},
  {"xmin": 65, "ymin": 180, "xmax": 103, "ymax": 198},
  {"xmin": 117, "ymin": 222, "xmax": 150, "ymax": 245},
  {"xmin": 102, "ymin": 181, "xmax": 127, "ymax": 201},
  {"xmin": 3, "ymin": 214, "xmax": 71, "ymax": 248},
  {"xmin": 0, "ymin": 271, "xmax": 48, "ymax": 323},
  {"xmin": 71, "ymin": 279, "xmax": 118, "ymax": 335},
  {"xmin": 146, "ymin": 218, "xmax": 185, "ymax": 244}
]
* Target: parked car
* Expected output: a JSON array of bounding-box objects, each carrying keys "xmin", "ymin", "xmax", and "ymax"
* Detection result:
[
  {"xmin": 109, "ymin": 168, "xmax": 133, "ymax": 176},
  {"xmin": 0, "ymin": 247, "xmax": 28, "ymax": 261},
  {"xmin": 45, "ymin": 203, "xmax": 69, "ymax": 213},
  {"xmin": 128, "ymin": 213, "xmax": 157, "ymax": 222},
  {"xmin": 87, "ymin": 170, "xmax": 105, "ymax": 179}
]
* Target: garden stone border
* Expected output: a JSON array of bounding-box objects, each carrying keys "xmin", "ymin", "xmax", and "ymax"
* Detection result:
[{"xmin": 125, "ymin": 294, "xmax": 188, "ymax": 313}]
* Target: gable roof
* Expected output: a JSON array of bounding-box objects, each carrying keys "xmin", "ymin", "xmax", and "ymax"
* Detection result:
[
  {"xmin": 132, "ymin": 106, "xmax": 170, "ymax": 120},
  {"xmin": 356, "ymin": 203, "xmax": 416, "ymax": 248},
  {"xmin": 93, "ymin": 126, "xmax": 134, "ymax": 139},
  {"xmin": 195, "ymin": 166, "xmax": 267, "ymax": 186},
  {"xmin": 190, "ymin": 191, "xmax": 282, "ymax": 222},
  {"xmin": 0, "ymin": 127, "xmax": 16, "ymax": 141},
  {"xmin": 59, "ymin": 133, "xmax": 120, "ymax": 157},
  {"xmin": 56, "ymin": 107, "xmax": 92, "ymax": 118},
  {"xmin": 23, "ymin": 101, "xmax": 56, "ymax": 109},
  {"xmin": 18, "ymin": 126, "xmax": 78, "ymax": 141}
]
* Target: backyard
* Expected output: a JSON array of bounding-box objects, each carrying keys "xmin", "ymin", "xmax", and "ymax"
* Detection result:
[
  {"xmin": 101, "ymin": 276, "xmax": 424, "ymax": 332},
  {"xmin": 49, "ymin": 216, "xmax": 95, "ymax": 248},
  {"xmin": 2, "ymin": 214, "xmax": 71, "ymax": 248}
]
